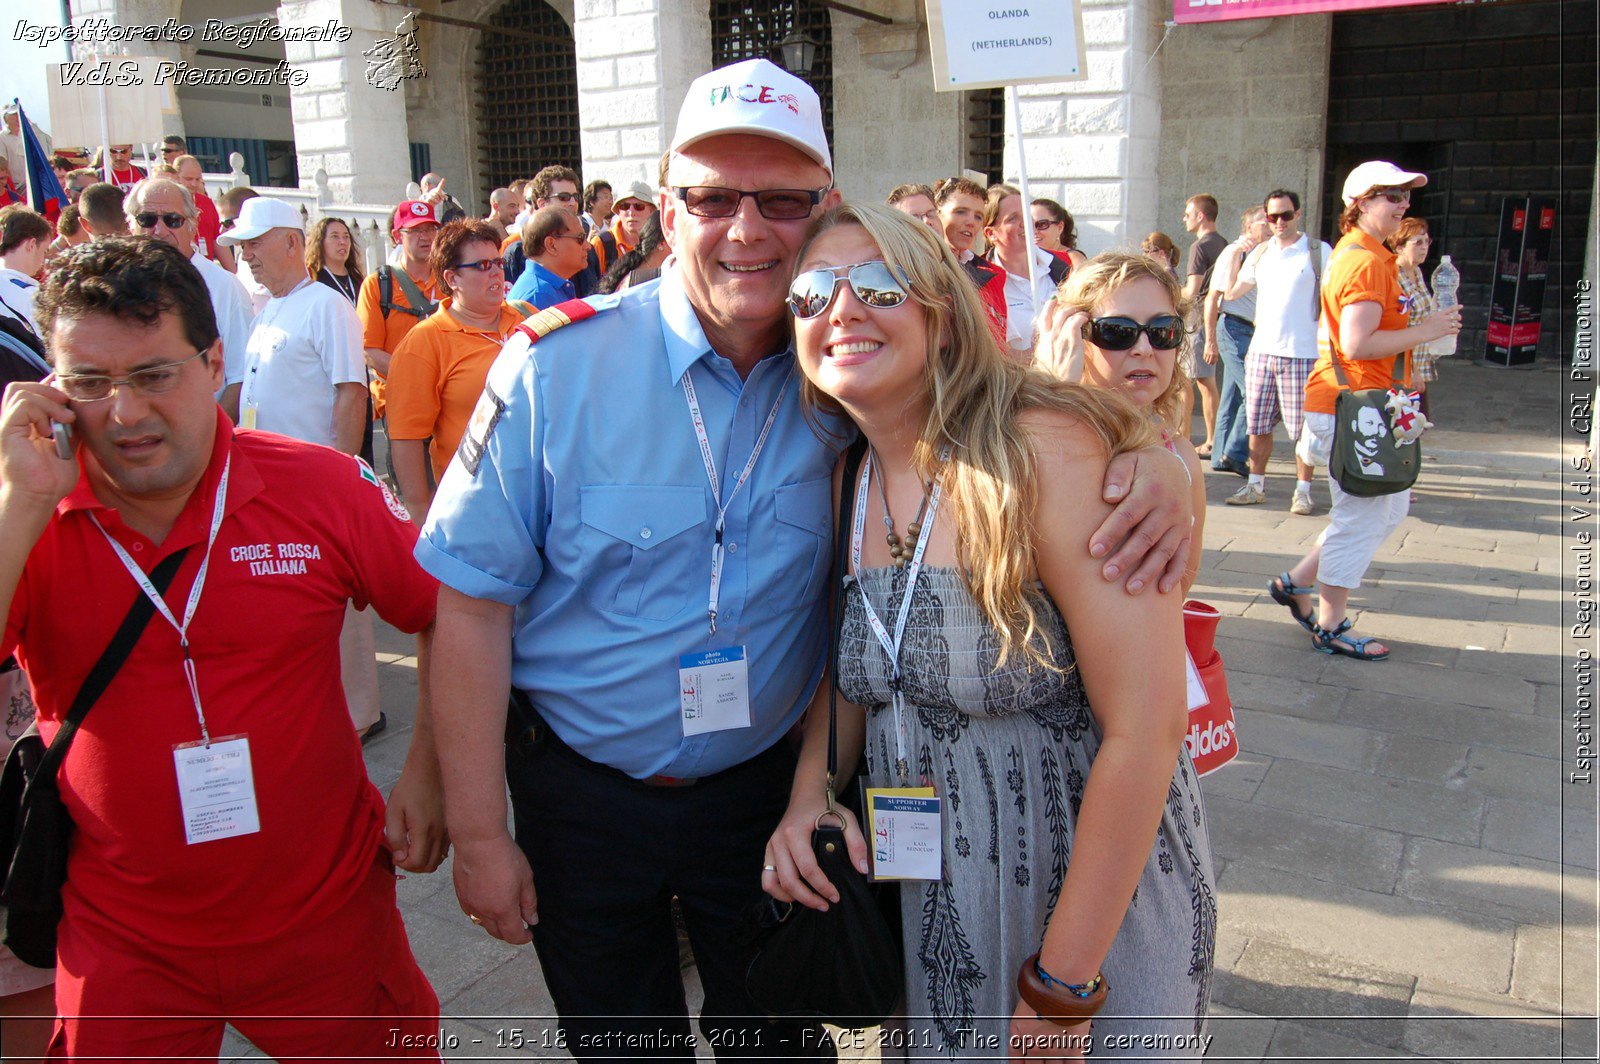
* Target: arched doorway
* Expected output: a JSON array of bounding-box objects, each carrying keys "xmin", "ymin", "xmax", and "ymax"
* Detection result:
[
  {"xmin": 476, "ymin": 0, "xmax": 579, "ymax": 192},
  {"xmin": 708, "ymin": 1, "xmax": 834, "ymax": 150}
]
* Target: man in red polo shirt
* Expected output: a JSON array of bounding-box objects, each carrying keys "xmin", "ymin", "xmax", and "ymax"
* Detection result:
[{"xmin": 0, "ymin": 238, "xmax": 446, "ymax": 1059}]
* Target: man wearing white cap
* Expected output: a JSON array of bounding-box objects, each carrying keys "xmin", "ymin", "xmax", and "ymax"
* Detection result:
[
  {"xmin": 418, "ymin": 58, "xmax": 1191, "ymax": 1058},
  {"xmin": 219, "ymin": 198, "xmax": 385, "ymax": 739},
  {"xmin": 218, "ymin": 197, "xmax": 365, "ymax": 452}
]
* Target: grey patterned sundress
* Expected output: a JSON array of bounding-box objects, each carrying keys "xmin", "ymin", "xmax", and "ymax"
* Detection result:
[{"xmin": 838, "ymin": 566, "xmax": 1216, "ymax": 1062}]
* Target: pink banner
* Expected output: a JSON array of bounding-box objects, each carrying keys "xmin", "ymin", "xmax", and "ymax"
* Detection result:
[{"xmin": 1174, "ymin": 0, "xmax": 1454, "ymax": 25}]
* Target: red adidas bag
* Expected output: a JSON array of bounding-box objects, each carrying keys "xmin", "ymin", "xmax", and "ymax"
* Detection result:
[{"xmin": 1181, "ymin": 601, "xmax": 1238, "ymax": 776}]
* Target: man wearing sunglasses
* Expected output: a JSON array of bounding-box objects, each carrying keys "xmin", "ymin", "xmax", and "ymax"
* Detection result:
[
  {"xmin": 102, "ymin": 143, "xmax": 146, "ymax": 192},
  {"xmin": 507, "ymin": 206, "xmax": 588, "ymax": 310},
  {"xmin": 589, "ymin": 179, "xmax": 658, "ymax": 278},
  {"xmin": 1223, "ymin": 189, "xmax": 1334, "ymax": 516},
  {"xmin": 125, "ymin": 178, "xmax": 254, "ymax": 405},
  {"xmin": 418, "ymin": 58, "xmax": 1194, "ymax": 1060},
  {"xmin": 509, "ymin": 166, "xmax": 603, "ymax": 295},
  {"xmin": 64, "ymin": 167, "xmax": 98, "ymax": 206},
  {"xmin": 0, "ymin": 237, "xmax": 445, "ymax": 1056}
]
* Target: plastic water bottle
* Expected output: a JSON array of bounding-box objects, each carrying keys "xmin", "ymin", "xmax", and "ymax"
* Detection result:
[{"xmin": 1431, "ymin": 254, "xmax": 1459, "ymax": 356}]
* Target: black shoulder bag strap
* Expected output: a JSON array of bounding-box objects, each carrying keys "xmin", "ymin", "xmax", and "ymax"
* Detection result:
[
  {"xmin": 824, "ymin": 437, "xmax": 869, "ymax": 806},
  {"xmin": 33, "ymin": 546, "xmax": 192, "ymax": 785},
  {"xmin": 390, "ymin": 267, "xmax": 436, "ymax": 319}
]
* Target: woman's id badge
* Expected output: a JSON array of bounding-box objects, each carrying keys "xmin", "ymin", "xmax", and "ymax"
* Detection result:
[
  {"xmin": 865, "ymin": 786, "xmax": 941, "ymax": 881},
  {"xmin": 172, "ymin": 734, "xmax": 261, "ymax": 845},
  {"xmin": 678, "ymin": 646, "xmax": 751, "ymax": 736}
]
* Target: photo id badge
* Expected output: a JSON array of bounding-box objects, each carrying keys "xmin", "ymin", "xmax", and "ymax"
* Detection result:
[
  {"xmin": 172, "ymin": 734, "xmax": 261, "ymax": 845},
  {"xmin": 678, "ymin": 646, "xmax": 751, "ymax": 737},
  {"xmin": 865, "ymin": 787, "xmax": 942, "ymax": 881},
  {"xmin": 239, "ymin": 406, "xmax": 257, "ymax": 430}
]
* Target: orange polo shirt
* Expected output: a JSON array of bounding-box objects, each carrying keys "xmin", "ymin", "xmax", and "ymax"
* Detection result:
[
  {"xmin": 1304, "ymin": 228, "xmax": 1413, "ymax": 415},
  {"xmin": 356, "ymin": 266, "xmax": 439, "ymax": 418},
  {"xmin": 385, "ymin": 299, "xmax": 527, "ymax": 480}
]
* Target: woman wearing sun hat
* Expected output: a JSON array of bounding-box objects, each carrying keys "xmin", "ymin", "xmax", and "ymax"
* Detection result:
[{"xmin": 1268, "ymin": 161, "xmax": 1461, "ymax": 661}]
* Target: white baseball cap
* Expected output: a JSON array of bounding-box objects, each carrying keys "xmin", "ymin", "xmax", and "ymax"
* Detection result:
[
  {"xmin": 671, "ymin": 59, "xmax": 831, "ymax": 175},
  {"xmin": 1341, "ymin": 161, "xmax": 1427, "ymax": 205},
  {"xmin": 217, "ymin": 197, "xmax": 304, "ymax": 243}
]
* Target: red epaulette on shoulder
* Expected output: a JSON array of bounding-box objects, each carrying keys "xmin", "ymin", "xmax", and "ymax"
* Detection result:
[{"xmin": 513, "ymin": 298, "xmax": 598, "ymax": 343}]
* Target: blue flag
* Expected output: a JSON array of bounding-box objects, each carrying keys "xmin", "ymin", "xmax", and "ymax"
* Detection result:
[{"xmin": 14, "ymin": 99, "xmax": 65, "ymax": 223}]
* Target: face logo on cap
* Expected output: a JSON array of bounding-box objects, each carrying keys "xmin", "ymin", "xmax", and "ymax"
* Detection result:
[{"xmin": 708, "ymin": 83, "xmax": 801, "ymax": 116}]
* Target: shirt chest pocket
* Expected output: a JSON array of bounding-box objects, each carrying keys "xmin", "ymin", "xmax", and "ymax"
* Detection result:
[
  {"xmin": 750, "ymin": 475, "xmax": 833, "ymax": 614},
  {"xmin": 578, "ymin": 485, "xmax": 708, "ymax": 620}
]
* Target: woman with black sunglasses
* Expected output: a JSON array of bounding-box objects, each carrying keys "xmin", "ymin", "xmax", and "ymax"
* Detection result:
[
  {"xmin": 1048, "ymin": 253, "xmax": 1206, "ymax": 595},
  {"xmin": 764, "ymin": 204, "xmax": 1215, "ymax": 1061}
]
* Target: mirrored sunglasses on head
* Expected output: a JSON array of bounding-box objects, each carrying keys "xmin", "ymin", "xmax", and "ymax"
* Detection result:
[
  {"xmin": 1086, "ymin": 315, "xmax": 1185, "ymax": 351},
  {"xmin": 787, "ymin": 261, "xmax": 913, "ymax": 319}
]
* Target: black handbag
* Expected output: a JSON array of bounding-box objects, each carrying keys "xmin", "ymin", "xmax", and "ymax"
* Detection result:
[
  {"xmin": 744, "ymin": 439, "xmax": 904, "ymax": 1030},
  {"xmin": 0, "ymin": 547, "xmax": 189, "ymax": 968}
]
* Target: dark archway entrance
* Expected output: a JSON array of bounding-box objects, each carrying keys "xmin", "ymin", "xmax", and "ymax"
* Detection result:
[
  {"xmin": 1322, "ymin": 0, "xmax": 1596, "ymax": 360},
  {"xmin": 477, "ymin": 1, "xmax": 579, "ymax": 196},
  {"xmin": 709, "ymin": 1, "xmax": 834, "ymax": 150}
]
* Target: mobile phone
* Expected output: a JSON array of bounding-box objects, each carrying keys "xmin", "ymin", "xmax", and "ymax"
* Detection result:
[{"xmin": 51, "ymin": 420, "xmax": 73, "ymax": 461}]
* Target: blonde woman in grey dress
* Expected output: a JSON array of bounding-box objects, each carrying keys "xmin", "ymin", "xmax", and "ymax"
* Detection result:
[{"xmin": 763, "ymin": 205, "xmax": 1215, "ymax": 1062}]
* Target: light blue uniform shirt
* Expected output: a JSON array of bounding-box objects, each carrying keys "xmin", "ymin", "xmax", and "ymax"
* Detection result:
[{"xmin": 416, "ymin": 265, "xmax": 846, "ymax": 779}]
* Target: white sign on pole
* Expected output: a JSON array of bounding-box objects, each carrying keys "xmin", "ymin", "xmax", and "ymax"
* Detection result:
[
  {"xmin": 924, "ymin": 1, "xmax": 1087, "ymax": 92},
  {"xmin": 45, "ymin": 57, "xmax": 175, "ymax": 148}
]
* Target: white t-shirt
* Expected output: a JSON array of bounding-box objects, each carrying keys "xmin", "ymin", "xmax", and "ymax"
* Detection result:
[
  {"xmin": 1241, "ymin": 233, "xmax": 1333, "ymax": 360},
  {"xmin": 1001, "ymin": 246, "xmax": 1057, "ymax": 355},
  {"xmin": 239, "ymin": 278, "xmax": 366, "ymax": 448},
  {"xmin": 0, "ymin": 267, "xmax": 40, "ymax": 335},
  {"xmin": 1209, "ymin": 240, "xmax": 1258, "ymax": 323},
  {"xmin": 191, "ymin": 250, "xmax": 255, "ymax": 393}
]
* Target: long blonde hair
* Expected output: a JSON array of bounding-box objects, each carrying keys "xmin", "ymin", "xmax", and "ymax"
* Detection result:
[
  {"xmin": 1056, "ymin": 251, "xmax": 1192, "ymax": 430},
  {"xmin": 796, "ymin": 205, "xmax": 1157, "ymax": 669}
]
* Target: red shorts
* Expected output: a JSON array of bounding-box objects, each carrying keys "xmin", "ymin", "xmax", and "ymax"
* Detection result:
[{"xmin": 49, "ymin": 852, "xmax": 440, "ymax": 1062}]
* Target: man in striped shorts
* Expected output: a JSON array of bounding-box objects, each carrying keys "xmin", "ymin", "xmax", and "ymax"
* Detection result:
[{"xmin": 1222, "ymin": 190, "xmax": 1334, "ymax": 516}]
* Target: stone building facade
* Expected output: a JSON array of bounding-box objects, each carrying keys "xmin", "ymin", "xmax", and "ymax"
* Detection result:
[{"xmin": 59, "ymin": 0, "xmax": 1596, "ymax": 356}]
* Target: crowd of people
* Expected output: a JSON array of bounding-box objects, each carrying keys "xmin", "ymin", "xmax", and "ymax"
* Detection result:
[{"xmin": 0, "ymin": 55, "xmax": 1461, "ymax": 1062}]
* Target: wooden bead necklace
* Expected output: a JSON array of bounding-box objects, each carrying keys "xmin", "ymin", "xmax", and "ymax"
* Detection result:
[{"xmin": 873, "ymin": 452, "xmax": 934, "ymax": 569}]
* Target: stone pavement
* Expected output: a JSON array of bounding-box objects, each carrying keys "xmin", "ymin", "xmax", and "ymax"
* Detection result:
[{"xmin": 217, "ymin": 360, "xmax": 1596, "ymax": 1062}]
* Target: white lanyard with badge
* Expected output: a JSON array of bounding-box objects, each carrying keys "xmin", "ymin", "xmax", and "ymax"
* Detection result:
[
  {"xmin": 675, "ymin": 367, "xmax": 792, "ymax": 738},
  {"xmin": 90, "ymin": 456, "xmax": 262, "ymax": 846},
  {"xmin": 852, "ymin": 449, "xmax": 947, "ymax": 882},
  {"xmin": 238, "ymin": 276, "xmax": 313, "ymax": 430}
]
